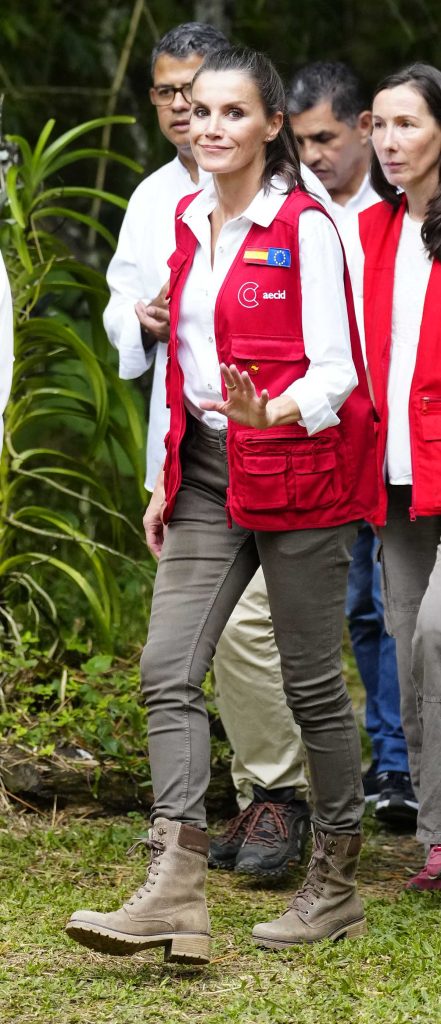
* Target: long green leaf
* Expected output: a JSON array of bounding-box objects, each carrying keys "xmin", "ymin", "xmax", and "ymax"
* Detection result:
[
  {"xmin": 38, "ymin": 116, "xmax": 137, "ymax": 170},
  {"xmin": 46, "ymin": 147, "xmax": 143, "ymax": 177},
  {"xmin": 8, "ymin": 507, "xmax": 116, "ymax": 621},
  {"xmin": 0, "ymin": 553, "xmax": 112, "ymax": 646},
  {"xmin": 10, "ymin": 223, "xmax": 33, "ymax": 273},
  {"xmin": 30, "ymin": 186, "xmax": 128, "ymax": 212},
  {"xmin": 31, "ymin": 206, "xmax": 117, "ymax": 248},
  {"xmin": 18, "ymin": 319, "xmax": 109, "ymax": 445},
  {"xmin": 107, "ymin": 367, "xmax": 145, "ymax": 449},
  {"xmin": 5, "ymin": 132, "xmax": 34, "ymax": 169},
  {"xmin": 31, "ymin": 119, "xmax": 56, "ymax": 168},
  {"xmin": 9, "ymin": 571, "xmax": 58, "ymax": 621},
  {"xmin": 6, "ymin": 166, "xmax": 26, "ymax": 228}
]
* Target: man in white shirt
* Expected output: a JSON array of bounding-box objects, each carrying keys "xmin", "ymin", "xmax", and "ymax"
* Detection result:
[
  {"xmin": 0, "ymin": 251, "xmax": 14, "ymax": 455},
  {"xmin": 288, "ymin": 61, "xmax": 417, "ymax": 828},
  {"xmin": 105, "ymin": 24, "xmax": 336, "ymax": 880}
]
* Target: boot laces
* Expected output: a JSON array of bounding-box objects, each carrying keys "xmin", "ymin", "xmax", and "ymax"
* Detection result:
[
  {"xmin": 216, "ymin": 802, "xmax": 291, "ymax": 849},
  {"xmin": 242, "ymin": 802, "xmax": 290, "ymax": 848},
  {"xmin": 288, "ymin": 832, "xmax": 331, "ymax": 910},
  {"xmin": 215, "ymin": 805, "xmax": 256, "ymax": 846},
  {"xmin": 124, "ymin": 835, "xmax": 165, "ymax": 904}
]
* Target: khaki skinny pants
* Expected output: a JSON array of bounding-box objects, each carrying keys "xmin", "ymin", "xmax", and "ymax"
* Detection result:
[{"xmin": 140, "ymin": 417, "xmax": 363, "ymax": 833}]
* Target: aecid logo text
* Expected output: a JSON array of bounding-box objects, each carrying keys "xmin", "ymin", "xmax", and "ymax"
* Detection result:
[{"xmin": 237, "ymin": 282, "xmax": 286, "ymax": 308}]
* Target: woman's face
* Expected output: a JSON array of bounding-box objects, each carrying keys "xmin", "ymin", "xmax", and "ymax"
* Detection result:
[
  {"xmin": 372, "ymin": 83, "xmax": 441, "ymax": 194},
  {"xmin": 189, "ymin": 69, "xmax": 282, "ymax": 177}
]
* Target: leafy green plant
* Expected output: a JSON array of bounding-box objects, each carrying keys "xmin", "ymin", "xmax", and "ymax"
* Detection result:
[
  {"xmin": 0, "ymin": 637, "xmax": 147, "ymax": 771},
  {"xmin": 0, "ymin": 636, "xmax": 230, "ymax": 780},
  {"xmin": 0, "ymin": 116, "xmax": 155, "ymax": 651}
]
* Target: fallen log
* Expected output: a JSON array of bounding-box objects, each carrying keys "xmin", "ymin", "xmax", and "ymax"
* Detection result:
[{"xmin": 0, "ymin": 742, "xmax": 236, "ymax": 818}]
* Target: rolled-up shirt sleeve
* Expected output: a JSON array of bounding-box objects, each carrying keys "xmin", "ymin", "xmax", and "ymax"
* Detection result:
[{"xmin": 283, "ymin": 209, "xmax": 357, "ymax": 435}]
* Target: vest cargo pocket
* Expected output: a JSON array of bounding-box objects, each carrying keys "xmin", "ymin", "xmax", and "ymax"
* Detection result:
[
  {"xmin": 240, "ymin": 454, "xmax": 289, "ymax": 510},
  {"xmin": 293, "ymin": 448, "xmax": 337, "ymax": 510}
]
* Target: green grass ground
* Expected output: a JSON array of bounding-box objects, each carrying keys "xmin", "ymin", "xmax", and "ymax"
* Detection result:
[{"xmin": 1, "ymin": 807, "xmax": 440, "ymax": 1024}]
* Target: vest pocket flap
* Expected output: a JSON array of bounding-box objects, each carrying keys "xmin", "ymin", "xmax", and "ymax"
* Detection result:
[
  {"xmin": 422, "ymin": 413, "xmax": 441, "ymax": 441},
  {"xmin": 294, "ymin": 449, "xmax": 336, "ymax": 474},
  {"xmin": 231, "ymin": 335, "xmax": 304, "ymax": 361},
  {"xmin": 167, "ymin": 249, "xmax": 188, "ymax": 273},
  {"xmin": 243, "ymin": 454, "xmax": 287, "ymax": 475}
]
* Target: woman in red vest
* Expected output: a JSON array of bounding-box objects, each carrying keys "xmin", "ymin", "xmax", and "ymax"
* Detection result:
[
  {"xmin": 355, "ymin": 63, "xmax": 441, "ymax": 890},
  {"xmin": 67, "ymin": 47, "xmax": 377, "ymax": 960}
]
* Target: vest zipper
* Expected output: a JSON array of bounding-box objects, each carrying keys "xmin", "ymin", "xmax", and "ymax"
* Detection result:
[{"xmin": 421, "ymin": 395, "xmax": 441, "ymax": 412}]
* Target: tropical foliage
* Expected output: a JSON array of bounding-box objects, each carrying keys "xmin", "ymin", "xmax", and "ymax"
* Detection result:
[{"xmin": 0, "ymin": 116, "xmax": 154, "ymax": 652}]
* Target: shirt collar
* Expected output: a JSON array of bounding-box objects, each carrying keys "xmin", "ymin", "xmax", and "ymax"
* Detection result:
[
  {"xmin": 344, "ymin": 173, "xmax": 371, "ymax": 210},
  {"xmin": 174, "ymin": 155, "xmax": 211, "ymax": 189},
  {"xmin": 182, "ymin": 175, "xmax": 289, "ymax": 229}
]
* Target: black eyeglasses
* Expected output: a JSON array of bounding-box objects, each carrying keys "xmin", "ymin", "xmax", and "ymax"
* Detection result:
[{"xmin": 150, "ymin": 83, "xmax": 192, "ymax": 107}]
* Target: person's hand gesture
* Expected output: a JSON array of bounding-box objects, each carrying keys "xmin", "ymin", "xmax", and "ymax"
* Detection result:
[{"xmin": 200, "ymin": 363, "xmax": 272, "ymax": 428}]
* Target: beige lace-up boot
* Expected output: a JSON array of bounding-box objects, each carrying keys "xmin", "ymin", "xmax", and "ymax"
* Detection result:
[
  {"xmin": 66, "ymin": 818, "xmax": 211, "ymax": 963},
  {"xmin": 252, "ymin": 829, "xmax": 367, "ymax": 948}
]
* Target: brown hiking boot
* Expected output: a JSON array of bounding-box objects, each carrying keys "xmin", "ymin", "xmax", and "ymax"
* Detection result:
[
  {"xmin": 252, "ymin": 829, "xmax": 367, "ymax": 948},
  {"xmin": 65, "ymin": 818, "xmax": 211, "ymax": 964}
]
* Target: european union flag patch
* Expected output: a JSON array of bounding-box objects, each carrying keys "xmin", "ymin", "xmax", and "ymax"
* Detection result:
[{"xmin": 244, "ymin": 246, "xmax": 291, "ymax": 268}]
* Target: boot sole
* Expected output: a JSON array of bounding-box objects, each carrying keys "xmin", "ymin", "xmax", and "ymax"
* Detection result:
[
  {"xmin": 234, "ymin": 858, "xmax": 302, "ymax": 879},
  {"xmin": 208, "ymin": 857, "xmax": 237, "ymax": 871},
  {"xmin": 65, "ymin": 921, "xmax": 211, "ymax": 964},
  {"xmin": 253, "ymin": 917, "xmax": 367, "ymax": 948}
]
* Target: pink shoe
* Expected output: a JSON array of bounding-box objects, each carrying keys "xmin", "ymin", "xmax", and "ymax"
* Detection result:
[
  {"xmin": 406, "ymin": 846, "xmax": 441, "ymax": 890},
  {"xmin": 426, "ymin": 845, "xmax": 441, "ymax": 879}
]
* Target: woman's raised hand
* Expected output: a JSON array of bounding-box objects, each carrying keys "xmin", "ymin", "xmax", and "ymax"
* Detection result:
[{"xmin": 200, "ymin": 363, "xmax": 272, "ymax": 428}]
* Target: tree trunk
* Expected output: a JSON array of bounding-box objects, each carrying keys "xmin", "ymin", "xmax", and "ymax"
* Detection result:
[{"xmin": 0, "ymin": 743, "xmax": 235, "ymax": 818}]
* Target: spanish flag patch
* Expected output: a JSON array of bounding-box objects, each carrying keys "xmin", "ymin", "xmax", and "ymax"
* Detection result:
[{"xmin": 243, "ymin": 246, "xmax": 291, "ymax": 268}]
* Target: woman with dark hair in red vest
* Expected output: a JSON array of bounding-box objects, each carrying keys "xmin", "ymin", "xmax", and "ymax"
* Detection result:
[
  {"xmin": 353, "ymin": 62, "xmax": 441, "ymax": 891},
  {"xmin": 67, "ymin": 47, "xmax": 377, "ymax": 962}
]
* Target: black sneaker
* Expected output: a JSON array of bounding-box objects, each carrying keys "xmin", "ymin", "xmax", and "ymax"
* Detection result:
[
  {"xmin": 234, "ymin": 787, "xmax": 310, "ymax": 879},
  {"xmin": 362, "ymin": 761, "xmax": 380, "ymax": 804},
  {"xmin": 208, "ymin": 804, "xmax": 256, "ymax": 870},
  {"xmin": 374, "ymin": 771, "xmax": 418, "ymax": 828}
]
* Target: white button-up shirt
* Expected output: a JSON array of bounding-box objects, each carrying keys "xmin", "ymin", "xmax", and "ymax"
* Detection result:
[
  {"xmin": 331, "ymin": 173, "xmax": 381, "ymax": 257},
  {"xmin": 0, "ymin": 252, "xmax": 14, "ymax": 455},
  {"xmin": 179, "ymin": 178, "xmax": 356, "ymax": 435},
  {"xmin": 104, "ymin": 158, "xmax": 333, "ymax": 487},
  {"xmin": 104, "ymin": 156, "xmax": 211, "ymax": 489}
]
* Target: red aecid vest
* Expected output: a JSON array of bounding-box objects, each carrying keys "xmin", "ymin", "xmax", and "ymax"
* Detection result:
[
  {"xmin": 163, "ymin": 187, "xmax": 378, "ymax": 531},
  {"xmin": 359, "ymin": 196, "xmax": 441, "ymax": 524}
]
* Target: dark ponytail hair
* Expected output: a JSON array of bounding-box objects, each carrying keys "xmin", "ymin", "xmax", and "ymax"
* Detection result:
[
  {"xmin": 191, "ymin": 46, "xmax": 305, "ymax": 195},
  {"xmin": 371, "ymin": 62, "xmax": 441, "ymax": 262}
]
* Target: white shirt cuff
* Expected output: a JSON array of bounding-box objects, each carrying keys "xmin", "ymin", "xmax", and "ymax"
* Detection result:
[{"xmin": 284, "ymin": 378, "xmax": 342, "ymax": 435}]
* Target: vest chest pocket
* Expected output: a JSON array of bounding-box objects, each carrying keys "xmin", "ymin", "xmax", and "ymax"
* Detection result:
[
  {"xmin": 166, "ymin": 249, "xmax": 188, "ymax": 298},
  {"xmin": 421, "ymin": 399, "xmax": 441, "ymax": 441}
]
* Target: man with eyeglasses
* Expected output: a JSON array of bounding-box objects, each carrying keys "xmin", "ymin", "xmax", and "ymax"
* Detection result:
[{"xmin": 103, "ymin": 22, "xmax": 331, "ymax": 883}]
